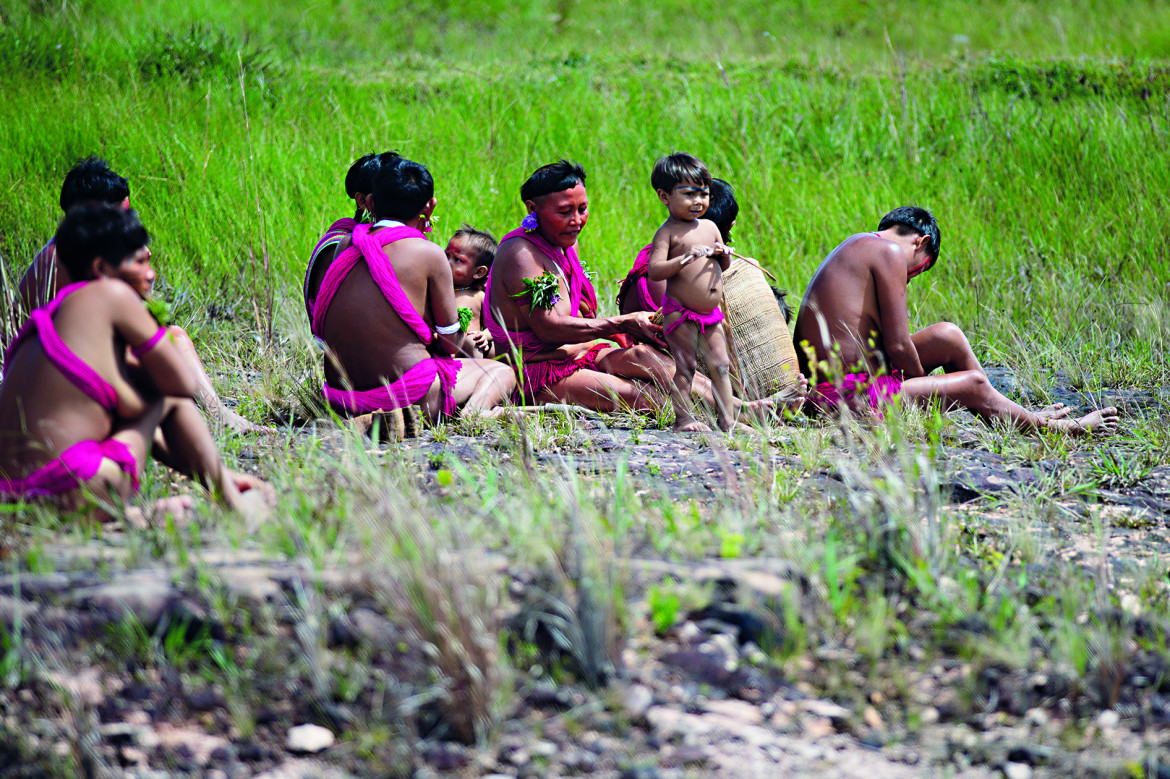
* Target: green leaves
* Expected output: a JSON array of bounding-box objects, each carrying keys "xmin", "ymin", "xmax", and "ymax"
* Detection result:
[{"xmin": 514, "ymin": 273, "xmax": 562, "ymax": 311}]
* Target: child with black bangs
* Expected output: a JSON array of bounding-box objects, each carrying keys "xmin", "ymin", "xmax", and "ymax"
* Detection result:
[{"xmin": 445, "ymin": 224, "xmax": 499, "ymax": 358}]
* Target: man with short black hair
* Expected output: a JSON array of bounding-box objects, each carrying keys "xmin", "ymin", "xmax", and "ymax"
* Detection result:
[{"xmin": 794, "ymin": 206, "xmax": 1118, "ymax": 435}]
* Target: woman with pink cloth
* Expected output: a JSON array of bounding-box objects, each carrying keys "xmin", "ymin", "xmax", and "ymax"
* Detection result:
[
  {"xmin": 0, "ymin": 204, "xmax": 274, "ymax": 519},
  {"xmin": 313, "ymin": 157, "xmax": 515, "ymax": 420}
]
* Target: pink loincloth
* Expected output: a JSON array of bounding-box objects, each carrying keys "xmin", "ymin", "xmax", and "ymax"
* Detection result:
[
  {"xmin": 518, "ymin": 343, "xmax": 608, "ymax": 402},
  {"xmin": 322, "ymin": 356, "xmax": 460, "ymax": 416},
  {"xmin": 0, "ymin": 438, "xmax": 139, "ymax": 499},
  {"xmin": 661, "ymin": 296, "xmax": 724, "ymax": 337},
  {"xmin": 807, "ymin": 371, "xmax": 904, "ymax": 418}
]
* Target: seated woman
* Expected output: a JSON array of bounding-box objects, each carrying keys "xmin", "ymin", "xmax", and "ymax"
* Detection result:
[{"xmin": 0, "ymin": 204, "xmax": 274, "ymax": 519}]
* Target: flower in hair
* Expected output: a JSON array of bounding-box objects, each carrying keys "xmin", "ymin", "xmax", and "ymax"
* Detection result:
[{"xmin": 521, "ymin": 213, "xmax": 539, "ymax": 233}]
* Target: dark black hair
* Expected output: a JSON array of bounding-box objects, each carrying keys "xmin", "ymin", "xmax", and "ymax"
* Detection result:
[
  {"xmin": 371, "ymin": 157, "xmax": 433, "ymax": 223},
  {"xmin": 651, "ymin": 152, "xmax": 711, "ymax": 194},
  {"xmin": 345, "ymin": 151, "xmax": 401, "ymax": 219},
  {"xmin": 878, "ymin": 205, "xmax": 941, "ymax": 261},
  {"xmin": 55, "ymin": 203, "xmax": 150, "ymax": 281},
  {"xmin": 705, "ymin": 178, "xmax": 738, "ymax": 243},
  {"xmin": 520, "ymin": 160, "xmax": 587, "ymax": 204},
  {"xmin": 59, "ymin": 156, "xmax": 129, "ymax": 212}
]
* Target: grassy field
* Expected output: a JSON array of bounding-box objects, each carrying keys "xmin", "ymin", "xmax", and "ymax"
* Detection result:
[{"xmin": 1, "ymin": 1, "xmax": 1170, "ymax": 775}]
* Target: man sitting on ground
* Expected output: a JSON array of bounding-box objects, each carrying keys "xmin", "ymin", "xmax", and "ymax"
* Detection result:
[
  {"xmin": 793, "ymin": 205, "xmax": 1118, "ymax": 435},
  {"xmin": 6, "ymin": 156, "xmax": 265, "ymax": 433},
  {"xmin": 313, "ymin": 157, "xmax": 515, "ymax": 421}
]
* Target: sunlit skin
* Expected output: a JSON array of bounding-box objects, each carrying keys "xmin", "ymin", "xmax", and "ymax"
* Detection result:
[
  {"xmin": 320, "ymin": 197, "xmax": 516, "ymax": 421},
  {"xmin": 0, "ymin": 247, "xmax": 275, "ymax": 520},
  {"xmin": 647, "ymin": 181, "xmax": 738, "ymax": 432},
  {"xmin": 6, "ymin": 195, "xmax": 265, "ymax": 433},
  {"xmin": 794, "ymin": 227, "xmax": 1119, "ymax": 436}
]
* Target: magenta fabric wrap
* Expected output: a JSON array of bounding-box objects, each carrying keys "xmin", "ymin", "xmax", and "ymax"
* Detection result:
[
  {"xmin": 130, "ymin": 325, "xmax": 168, "ymax": 359},
  {"xmin": 518, "ymin": 343, "xmax": 608, "ymax": 401},
  {"xmin": 808, "ymin": 371, "xmax": 904, "ymax": 419},
  {"xmin": 617, "ymin": 243, "xmax": 662, "ymax": 313},
  {"xmin": 0, "ymin": 438, "xmax": 139, "ymax": 498},
  {"xmin": 322, "ymin": 356, "xmax": 461, "ymax": 416},
  {"xmin": 312, "ymin": 223, "xmax": 463, "ymax": 415},
  {"xmin": 661, "ymin": 296, "xmax": 724, "ymax": 337},
  {"xmin": 304, "ymin": 218, "xmax": 358, "ymax": 327},
  {"xmin": 311, "ymin": 223, "xmax": 431, "ymax": 340},
  {"xmin": 483, "ymin": 228, "xmax": 598, "ymax": 359},
  {"xmin": 5, "ymin": 281, "xmax": 118, "ymax": 410}
]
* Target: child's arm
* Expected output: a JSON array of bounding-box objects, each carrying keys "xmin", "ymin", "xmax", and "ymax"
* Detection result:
[{"xmin": 647, "ymin": 228, "xmax": 713, "ymax": 282}]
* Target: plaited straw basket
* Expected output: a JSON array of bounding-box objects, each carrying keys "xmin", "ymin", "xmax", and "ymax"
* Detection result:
[{"xmin": 719, "ymin": 260, "xmax": 801, "ymax": 400}]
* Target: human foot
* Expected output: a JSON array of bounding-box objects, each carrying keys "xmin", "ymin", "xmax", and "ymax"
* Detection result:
[
  {"xmin": 674, "ymin": 419, "xmax": 713, "ymax": 433},
  {"xmin": 217, "ymin": 404, "xmax": 276, "ymax": 435},
  {"xmin": 222, "ymin": 470, "xmax": 276, "ymax": 527},
  {"xmin": 1043, "ymin": 406, "xmax": 1120, "ymax": 437},
  {"xmin": 123, "ymin": 495, "xmax": 196, "ymax": 528},
  {"xmin": 1035, "ymin": 402, "xmax": 1071, "ymax": 421}
]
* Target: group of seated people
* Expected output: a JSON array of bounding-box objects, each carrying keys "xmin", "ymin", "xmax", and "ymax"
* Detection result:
[{"xmin": 0, "ymin": 152, "xmax": 1118, "ymax": 520}]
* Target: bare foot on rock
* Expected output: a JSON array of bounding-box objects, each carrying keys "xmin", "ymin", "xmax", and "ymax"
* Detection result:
[
  {"xmin": 1044, "ymin": 406, "xmax": 1120, "ymax": 437},
  {"xmin": 674, "ymin": 418, "xmax": 713, "ymax": 433},
  {"xmin": 222, "ymin": 470, "xmax": 276, "ymax": 528}
]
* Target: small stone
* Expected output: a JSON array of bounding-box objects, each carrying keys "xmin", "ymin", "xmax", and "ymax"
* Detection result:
[
  {"xmin": 623, "ymin": 684, "xmax": 653, "ymax": 719},
  {"xmin": 704, "ymin": 698, "xmax": 763, "ymax": 725},
  {"xmin": 1024, "ymin": 707, "xmax": 1049, "ymax": 727},
  {"xmin": 863, "ymin": 705, "xmax": 883, "ymax": 730},
  {"xmin": 677, "ymin": 621, "xmax": 702, "ymax": 643},
  {"xmin": 120, "ymin": 746, "xmax": 148, "ymax": 766},
  {"xmin": 1096, "ymin": 709, "xmax": 1120, "ymax": 729},
  {"xmin": 530, "ymin": 740, "xmax": 557, "ymax": 759},
  {"xmin": 1003, "ymin": 762, "xmax": 1032, "ymax": 779},
  {"xmin": 920, "ymin": 706, "xmax": 940, "ymax": 725},
  {"xmin": 285, "ymin": 723, "xmax": 334, "ymax": 754}
]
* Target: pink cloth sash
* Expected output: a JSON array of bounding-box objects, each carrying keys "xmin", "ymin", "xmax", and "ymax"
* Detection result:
[
  {"xmin": 304, "ymin": 218, "xmax": 358, "ymax": 325},
  {"xmin": 483, "ymin": 228, "xmax": 598, "ymax": 359},
  {"xmin": 617, "ymin": 243, "xmax": 662, "ymax": 313},
  {"xmin": 517, "ymin": 343, "xmax": 607, "ymax": 401},
  {"xmin": 312, "ymin": 223, "xmax": 463, "ymax": 415},
  {"xmin": 808, "ymin": 371, "xmax": 904, "ymax": 419},
  {"xmin": 661, "ymin": 296, "xmax": 724, "ymax": 337},
  {"xmin": 0, "ymin": 438, "xmax": 139, "ymax": 498},
  {"xmin": 5, "ymin": 281, "xmax": 118, "ymax": 410},
  {"xmin": 323, "ymin": 356, "xmax": 461, "ymax": 416}
]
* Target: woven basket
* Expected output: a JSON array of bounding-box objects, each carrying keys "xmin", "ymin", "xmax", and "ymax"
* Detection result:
[{"xmin": 719, "ymin": 260, "xmax": 801, "ymax": 400}]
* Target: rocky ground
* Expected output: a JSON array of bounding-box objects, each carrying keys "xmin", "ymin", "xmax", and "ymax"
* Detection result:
[{"xmin": 1, "ymin": 371, "xmax": 1168, "ymax": 778}]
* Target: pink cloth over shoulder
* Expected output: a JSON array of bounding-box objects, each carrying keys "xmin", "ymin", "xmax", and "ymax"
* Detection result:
[
  {"xmin": 661, "ymin": 296, "xmax": 724, "ymax": 337},
  {"xmin": 808, "ymin": 371, "xmax": 904, "ymax": 419},
  {"xmin": 4, "ymin": 281, "xmax": 119, "ymax": 410},
  {"xmin": 482, "ymin": 228, "xmax": 598, "ymax": 359},
  {"xmin": 0, "ymin": 438, "xmax": 139, "ymax": 499},
  {"xmin": 482, "ymin": 228, "xmax": 606, "ymax": 399},
  {"xmin": 312, "ymin": 222, "xmax": 462, "ymax": 416},
  {"xmin": 617, "ymin": 243, "xmax": 662, "ymax": 313},
  {"xmin": 304, "ymin": 218, "xmax": 358, "ymax": 326}
]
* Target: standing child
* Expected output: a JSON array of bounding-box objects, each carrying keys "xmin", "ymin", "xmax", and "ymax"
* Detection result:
[
  {"xmin": 647, "ymin": 153, "xmax": 739, "ymax": 432},
  {"xmin": 445, "ymin": 224, "xmax": 498, "ymax": 358}
]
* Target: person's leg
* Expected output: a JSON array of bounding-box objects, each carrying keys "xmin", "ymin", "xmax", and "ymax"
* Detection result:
[
  {"xmin": 910, "ymin": 322, "xmax": 984, "ymax": 374},
  {"xmin": 168, "ymin": 325, "xmax": 268, "ymax": 433},
  {"xmin": 153, "ymin": 396, "xmax": 275, "ymax": 517},
  {"xmin": 447, "ymin": 359, "xmax": 518, "ymax": 416},
  {"xmin": 701, "ymin": 324, "xmax": 739, "ymax": 431},
  {"xmin": 84, "ymin": 397, "xmax": 168, "ymax": 503},
  {"xmin": 538, "ymin": 367, "xmax": 662, "ymax": 412},
  {"xmin": 661, "ymin": 316, "xmax": 708, "ymax": 432},
  {"xmin": 910, "ymin": 322, "xmax": 1069, "ymax": 420},
  {"xmin": 900, "ymin": 371, "xmax": 1118, "ymax": 436}
]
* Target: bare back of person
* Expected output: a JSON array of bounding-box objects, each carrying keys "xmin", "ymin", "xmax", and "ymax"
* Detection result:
[
  {"xmin": 320, "ymin": 230, "xmax": 443, "ymax": 393},
  {"xmin": 795, "ymin": 232, "xmax": 891, "ymax": 376}
]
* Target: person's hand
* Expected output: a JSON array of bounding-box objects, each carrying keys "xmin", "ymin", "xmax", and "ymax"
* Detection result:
[
  {"xmin": 679, "ymin": 245, "xmax": 712, "ymax": 266},
  {"xmin": 468, "ymin": 329, "xmax": 493, "ymax": 355},
  {"xmin": 620, "ymin": 311, "xmax": 666, "ymax": 349},
  {"xmin": 713, "ymin": 241, "xmax": 731, "ymax": 256}
]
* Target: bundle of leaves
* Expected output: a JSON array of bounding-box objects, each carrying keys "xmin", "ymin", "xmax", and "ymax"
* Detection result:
[{"xmin": 514, "ymin": 273, "xmax": 561, "ymax": 311}]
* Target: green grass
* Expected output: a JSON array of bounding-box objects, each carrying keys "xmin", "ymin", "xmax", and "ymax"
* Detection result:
[{"xmin": 1, "ymin": 2, "xmax": 1169, "ymax": 772}]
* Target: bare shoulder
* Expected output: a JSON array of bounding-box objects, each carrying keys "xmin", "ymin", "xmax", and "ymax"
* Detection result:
[{"xmin": 495, "ymin": 236, "xmax": 550, "ymax": 282}]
